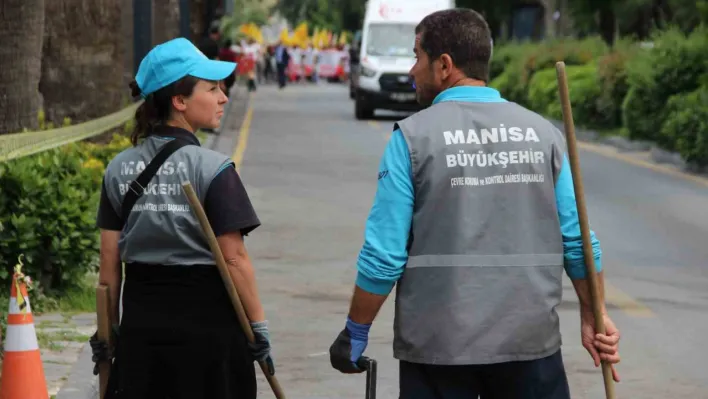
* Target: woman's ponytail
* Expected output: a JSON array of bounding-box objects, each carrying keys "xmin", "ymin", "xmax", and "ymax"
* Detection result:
[
  {"xmin": 128, "ymin": 80, "xmax": 160, "ymax": 146},
  {"xmin": 127, "ymin": 76, "xmax": 200, "ymax": 146}
]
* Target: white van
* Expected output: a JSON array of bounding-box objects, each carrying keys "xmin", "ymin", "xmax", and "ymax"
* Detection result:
[{"xmin": 353, "ymin": 0, "xmax": 455, "ymax": 119}]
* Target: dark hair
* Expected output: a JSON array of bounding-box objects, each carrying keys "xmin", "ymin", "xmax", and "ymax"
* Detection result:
[
  {"xmin": 128, "ymin": 76, "xmax": 200, "ymax": 146},
  {"xmin": 415, "ymin": 8, "xmax": 492, "ymax": 82}
]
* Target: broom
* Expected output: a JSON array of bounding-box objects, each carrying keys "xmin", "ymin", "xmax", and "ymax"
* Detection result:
[{"xmin": 555, "ymin": 61, "xmax": 616, "ymax": 399}]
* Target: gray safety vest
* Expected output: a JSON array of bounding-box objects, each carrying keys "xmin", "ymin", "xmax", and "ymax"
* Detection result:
[
  {"xmin": 102, "ymin": 136, "xmax": 232, "ymax": 265},
  {"xmin": 393, "ymin": 100, "xmax": 567, "ymax": 365}
]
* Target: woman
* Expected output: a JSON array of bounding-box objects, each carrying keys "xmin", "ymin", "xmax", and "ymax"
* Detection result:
[{"xmin": 93, "ymin": 37, "xmax": 273, "ymax": 399}]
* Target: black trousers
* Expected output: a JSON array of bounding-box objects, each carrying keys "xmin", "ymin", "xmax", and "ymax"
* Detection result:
[
  {"xmin": 111, "ymin": 263, "xmax": 256, "ymax": 399},
  {"xmin": 399, "ymin": 350, "xmax": 571, "ymax": 399},
  {"xmin": 277, "ymin": 63, "xmax": 287, "ymax": 88}
]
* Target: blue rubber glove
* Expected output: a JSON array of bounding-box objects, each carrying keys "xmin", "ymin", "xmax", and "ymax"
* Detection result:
[{"xmin": 329, "ymin": 317, "xmax": 371, "ymax": 373}]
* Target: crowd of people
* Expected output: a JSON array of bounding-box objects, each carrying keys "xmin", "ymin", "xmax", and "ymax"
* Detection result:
[{"xmin": 199, "ymin": 26, "xmax": 351, "ymax": 94}]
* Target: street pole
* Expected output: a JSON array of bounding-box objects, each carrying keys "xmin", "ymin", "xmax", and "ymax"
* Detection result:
[
  {"xmin": 179, "ymin": 0, "xmax": 191, "ymax": 39},
  {"xmin": 133, "ymin": 0, "xmax": 153, "ymax": 75}
]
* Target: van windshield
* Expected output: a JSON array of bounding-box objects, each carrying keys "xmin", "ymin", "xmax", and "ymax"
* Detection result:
[{"xmin": 366, "ymin": 23, "xmax": 416, "ymax": 57}]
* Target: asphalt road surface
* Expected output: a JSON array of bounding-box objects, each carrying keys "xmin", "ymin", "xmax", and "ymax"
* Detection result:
[
  {"xmin": 236, "ymin": 83, "xmax": 708, "ymax": 399},
  {"xmin": 59, "ymin": 82, "xmax": 708, "ymax": 399}
]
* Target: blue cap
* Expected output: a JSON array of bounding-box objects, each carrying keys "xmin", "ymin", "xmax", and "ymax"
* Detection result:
[{"xmin": 135, "ymin": 37, "xmax": 237, "ymax": 97}]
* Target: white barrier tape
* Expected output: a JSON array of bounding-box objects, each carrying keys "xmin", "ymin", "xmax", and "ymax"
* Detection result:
[{"xmin": 0, "ymin": 101, "xmax": 142, "ymax": 163}]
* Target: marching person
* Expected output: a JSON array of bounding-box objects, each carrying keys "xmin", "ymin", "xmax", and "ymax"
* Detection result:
[
  {"xmin": 91, "ymin": 37, "xmax": 273, "ymax": 399},
  {"xmin": 329, "ymin": 9, "xmax": 621, "ymax": 398}
]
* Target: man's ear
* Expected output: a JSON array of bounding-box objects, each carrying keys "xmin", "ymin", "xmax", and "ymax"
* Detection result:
[
  {"xmin": 439, "ymin": 54, "xmax": 454, "ymax": 79},
  {"xmin": 172, "ymin": 95, "xmax": 187, "ymax": 112}
]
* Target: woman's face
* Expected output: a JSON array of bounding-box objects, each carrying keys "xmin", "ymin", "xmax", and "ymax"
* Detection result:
[{"xmin": 181, "ymin": 79, "xmax": 228, "ymax": 130}]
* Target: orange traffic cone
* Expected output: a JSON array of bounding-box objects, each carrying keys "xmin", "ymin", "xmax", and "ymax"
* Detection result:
[{"xmin": 0, "ymin": 258, "xmax": 49, "ymax": 399}]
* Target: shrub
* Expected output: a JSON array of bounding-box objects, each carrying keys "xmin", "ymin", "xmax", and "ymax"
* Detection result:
[
  {"xmin": 0, "ymin": 135, "xmax": 130, "ymax": 295},
  {"xmin": 661, "ymin": 87, "xmax": 708, "ymax": 166},
  {"xmin": 595, "ymin": 39, "xmax": 639, "ymax": 129},
  {"xmin": 522, "ymin": 37, "xmax": 607, "ymax": 76},
  {"xmin": 527, "ymin": 68, "xmax": 559, "ymax": 115},
  {"xmin": 489, "ymin": 42, "xmax": 536, "ymax": 81},
  {"xmin": 491, "ymin": 37, "xmax": 608, "ymax": 107},
  {"xmin": 622, "ymin": 26, "xmax": 708, "ymax": 147},
  {"xmin": 527, "ymin": 64, "xmax": 602, "ymax": 128},
  {"xmin": 490, "ymin": 65, "xmax": 529, "ymax": 105}
]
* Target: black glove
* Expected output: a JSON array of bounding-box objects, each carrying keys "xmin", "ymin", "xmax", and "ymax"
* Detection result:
[
  {"xmin": 89, "ymin": 324, "xmax": 119, "ymax": 376},
  {"xmin": 329, "ymin": 318, "xmax": 370, "ymax": 374},
  {"xmin": 248, "ymin": 320, "xmax": 275, "ymax": 376}
]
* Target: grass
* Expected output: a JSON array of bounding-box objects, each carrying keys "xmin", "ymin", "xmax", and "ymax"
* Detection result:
[
  {"xmin": 0, "ymin": 273, "xmax": 98, "ymax": 356},
  {"xmin": 36, "ymin": 329, "xmax": 92, "ymax": 352}
]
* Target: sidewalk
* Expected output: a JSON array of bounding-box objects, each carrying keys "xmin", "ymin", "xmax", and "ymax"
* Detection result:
[{"xmin": 32, "ymin": 312, "xmax": 96, "ymax": 398}]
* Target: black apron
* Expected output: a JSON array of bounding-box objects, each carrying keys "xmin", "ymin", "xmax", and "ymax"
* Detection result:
[{"xmin": 107, "ymin": 263, "xmax": 256, "ymax": 399}]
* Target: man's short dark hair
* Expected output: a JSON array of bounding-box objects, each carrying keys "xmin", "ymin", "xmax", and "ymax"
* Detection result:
[{"xmin": 415, "ymin": 8, "xmax": 492, "ymax": 82}]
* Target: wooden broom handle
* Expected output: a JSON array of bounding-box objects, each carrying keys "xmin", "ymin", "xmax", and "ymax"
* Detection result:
[{"xmin": 556, "ymin": 61, "xmax": 615, "ymax": 399}]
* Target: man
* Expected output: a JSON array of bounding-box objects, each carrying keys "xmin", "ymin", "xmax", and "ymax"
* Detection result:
[
  {"xmin": 329, "ymin": 9, "xmax": 621, "ymax": 398},
  {"xmin": 274, "ymin": 40, "xmax": 290, "ymax": 89},
  {"xmin": 198, "ymin": 25, "xmax": 221, "ymax": 61}
]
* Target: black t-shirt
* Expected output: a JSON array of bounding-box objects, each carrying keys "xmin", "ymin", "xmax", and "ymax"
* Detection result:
[{"xmin": 96, "ymin": 128, "xmax": 260, "ymax": 237}]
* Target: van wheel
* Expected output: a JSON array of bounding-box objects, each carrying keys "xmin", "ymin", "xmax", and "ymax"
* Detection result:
[{"xmin": 355, "ymin": 95, "xmax": 374, "ymax": 120}]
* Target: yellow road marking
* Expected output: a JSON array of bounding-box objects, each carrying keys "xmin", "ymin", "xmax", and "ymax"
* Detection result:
[
  {"xmin": 604, "ymin": 282, "xmax": 655, "ymax": 318},
  {"xmin": 232, "ymin": 105, "xmax": 254, "ymax": 170},
  {"xmin": 578, "ymin": 141, "xmax": 708, "ymax": 189}
]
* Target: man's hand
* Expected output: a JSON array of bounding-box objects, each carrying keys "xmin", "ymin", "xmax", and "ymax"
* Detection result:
[
  {"xmin": 581, "ymin": 311, "xmax": 621, "ymax": 382},
  {"xmin": 89, "ymin": 324, "xmax": 119, "ymax": 376},
  {"xmin": 329, "ymin": 317, "xmax": 371, "ymax": 374}
]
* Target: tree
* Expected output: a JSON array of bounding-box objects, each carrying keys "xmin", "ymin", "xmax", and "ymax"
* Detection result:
[
  {"xmin": 154, "ymin": 0, "xmax": 181, "ymax": 45},
  {"xmin": 276, "ymin": 0, "xmax": 365, "ymax": 33},
  {"xmin": 220, "ymin": 0, "xmax": 271, "ymax": 42},
  {"xmin": 568, "ymin": 0, "xmax": 619, "ymax": 45},
  {"xmin": 39, "ymin": 0, "xmax": 124, "ymax": 125},
  {"xmin": 0, "ymin": 0, "xmax": 45, "ymax": 134}
]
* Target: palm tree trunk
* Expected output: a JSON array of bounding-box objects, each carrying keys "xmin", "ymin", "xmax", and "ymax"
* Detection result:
[
  {"xmin": 191, "ymin": 0, "xmax": 206, "ymax": 39},
  {"xmin": 39, "ymin": 0, "xmax": 124, "ymax": 126},
  {"xmin": 154, "ymin": 0, "xmax": 181, "ymax": 45},
  {"xmin": 0, "ymin": 0, "xmax": 45, "ymax": 134}
]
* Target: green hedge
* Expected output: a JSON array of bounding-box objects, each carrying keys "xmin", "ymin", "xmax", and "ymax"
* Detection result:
[
  {"xmin": 492, "ymin": 28, "xmax": 708, "ymax": 167},
  {"xmin": 0, "ymin": 134, "xmax": 131, "ymax": 296},
  {"xmin": 527, "ymin": 64, "xmax": 602, "ymax": 127},
  {"xmin": 622, "ymin": 27, "xmax": 708, "ymax": 149},
  {"xmin": 661, "ymin": 87, "xmax": 708, "ymax": 166}
]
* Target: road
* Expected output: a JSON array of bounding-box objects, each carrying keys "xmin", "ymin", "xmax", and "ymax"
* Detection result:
[
  {"xmin": 58, "ymin": 82, "xmax": 708, "ymax": 399},
  {"xmin": 236, "ymin": 83, "xmax": 708, "ymax": 399}
]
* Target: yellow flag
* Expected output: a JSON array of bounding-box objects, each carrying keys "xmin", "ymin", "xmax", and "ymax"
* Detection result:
[
  {"xmin": 279, "ymin": 27, "xmax": 289, "ymax": 43},
  {"xmin": 294, "ymin": 22, "xmax": 309, "ymax": 41}
]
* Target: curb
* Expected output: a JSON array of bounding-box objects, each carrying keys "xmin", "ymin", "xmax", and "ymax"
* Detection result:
[
  {"xmin": 54, "ymin": 343, "xmax": 97, "ymax": 399},
  {"xmin": 548, "ymin": 119, "xmax": 708, "ymax": 180}
]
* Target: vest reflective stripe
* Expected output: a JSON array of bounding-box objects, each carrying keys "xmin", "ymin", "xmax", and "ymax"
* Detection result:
[
  {"xmin": 406, "ymin": 253, "xmax": 564, "ymax": 268},
  {"xmin": 394, "ymin": 100, "xmax": 568, "ymax": 365}
]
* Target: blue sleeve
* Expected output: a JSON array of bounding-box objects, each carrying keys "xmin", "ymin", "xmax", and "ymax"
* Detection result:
[
  {"xmin": 355, "ymin": 130, "xmax": 414, "ymax": 295},
  {"xmin": 556, "ymin": 155, "xmax": 603, "ymax": 279}
]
